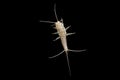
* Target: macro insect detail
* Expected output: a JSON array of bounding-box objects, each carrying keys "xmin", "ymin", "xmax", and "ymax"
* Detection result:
[{"xmin": 40, "ymin": 4, "xmax": 86, "ymax": 77}]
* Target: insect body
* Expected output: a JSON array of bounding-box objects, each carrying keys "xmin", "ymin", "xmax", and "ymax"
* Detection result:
[
  {"xmin": 55, "ymin": 21, "xmax": 68, "ymax": 51},
  {"xmin": 40, "ymin": 4, "xmax": 86, "ymax": 77}
]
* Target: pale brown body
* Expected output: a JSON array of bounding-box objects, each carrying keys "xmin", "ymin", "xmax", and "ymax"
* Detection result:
[
  {"xmin": 55, "ymin": 21, "xmax": 68, "ymax": 52},
  {"xmin": 40, "ymin": 4, "xmax": 86, "ymax": 77}
]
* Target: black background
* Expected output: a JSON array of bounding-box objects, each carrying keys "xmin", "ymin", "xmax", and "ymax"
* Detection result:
[
  {"xmin": 4, "ymin": 0, "xmax": 119, "ymax": 80},
  {"xmin": 33, "ymin": 1, "xmax": 89, "ymax": 80}
]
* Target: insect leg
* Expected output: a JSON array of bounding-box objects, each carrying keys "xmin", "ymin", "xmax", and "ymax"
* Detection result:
[
  {"xmin": 67, "ymin": 32, "xmax": 76, "ymax": 36},
  {"xmin": 52, "ymin": 32, "xmax": 58, "ymax": 34},
  {"xmin": 49, "ymin": 50, "xmax": 64, "ymax": 59},
  {"xmin": 50, "ymin": 24, "xmax": 55, "ymax": 26},
  {"xmin": 66, "ymin": 25, "xmax": 71, "ymax": 31},
  {"xmin": 53, "ymin": 37, "xmax": 60, "ymax": 41},
  {"xmin": 69, "ymin": 49, "xmax": 86, "ymax": 52}
]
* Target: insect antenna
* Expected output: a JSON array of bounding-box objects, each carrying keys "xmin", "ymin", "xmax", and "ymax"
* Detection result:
[
  {"xmin": 40, "ymin": 20, "xmax": 55, "ymax": 23},
  {"xmin": 54, "ymin": 3, "xmax": 58, "ymax": 21}
]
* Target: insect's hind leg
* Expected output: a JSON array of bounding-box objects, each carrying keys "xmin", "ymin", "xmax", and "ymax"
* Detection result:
[
  {"xmin": 68, "ymin": 49, "xmax": 86, "ymax": 52},
  {"xmin": 53, "ymin": 37, "xmax": 60, "ymax": 41}
]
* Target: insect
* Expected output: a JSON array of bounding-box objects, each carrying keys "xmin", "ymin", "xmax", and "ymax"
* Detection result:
[{"xmin": 40, "ymin": 4, "xmax": 86, "ymax": 77}]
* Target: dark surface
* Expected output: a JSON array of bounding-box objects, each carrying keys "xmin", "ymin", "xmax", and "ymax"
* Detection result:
[
  {"xmin": 38, "ymin": 1, "xmax": 89, "ymax": 80},
  {"xmin": 8, "ymin": 0, "xmax": 118, "ymax": 80}
]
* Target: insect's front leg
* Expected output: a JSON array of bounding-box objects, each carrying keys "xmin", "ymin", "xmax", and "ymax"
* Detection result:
[
  {"xmin": 52, "ymin": 32, "xmax": 58, "ymax": 34},
  {"xmin": 65, "ymin": 25, "xmax": 71, "ymax": 31}
]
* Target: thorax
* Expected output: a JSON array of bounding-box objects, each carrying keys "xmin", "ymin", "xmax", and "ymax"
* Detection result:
[{"xmin": 55, "ymin": 21, "xmax": 66, "ymax": 36}]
